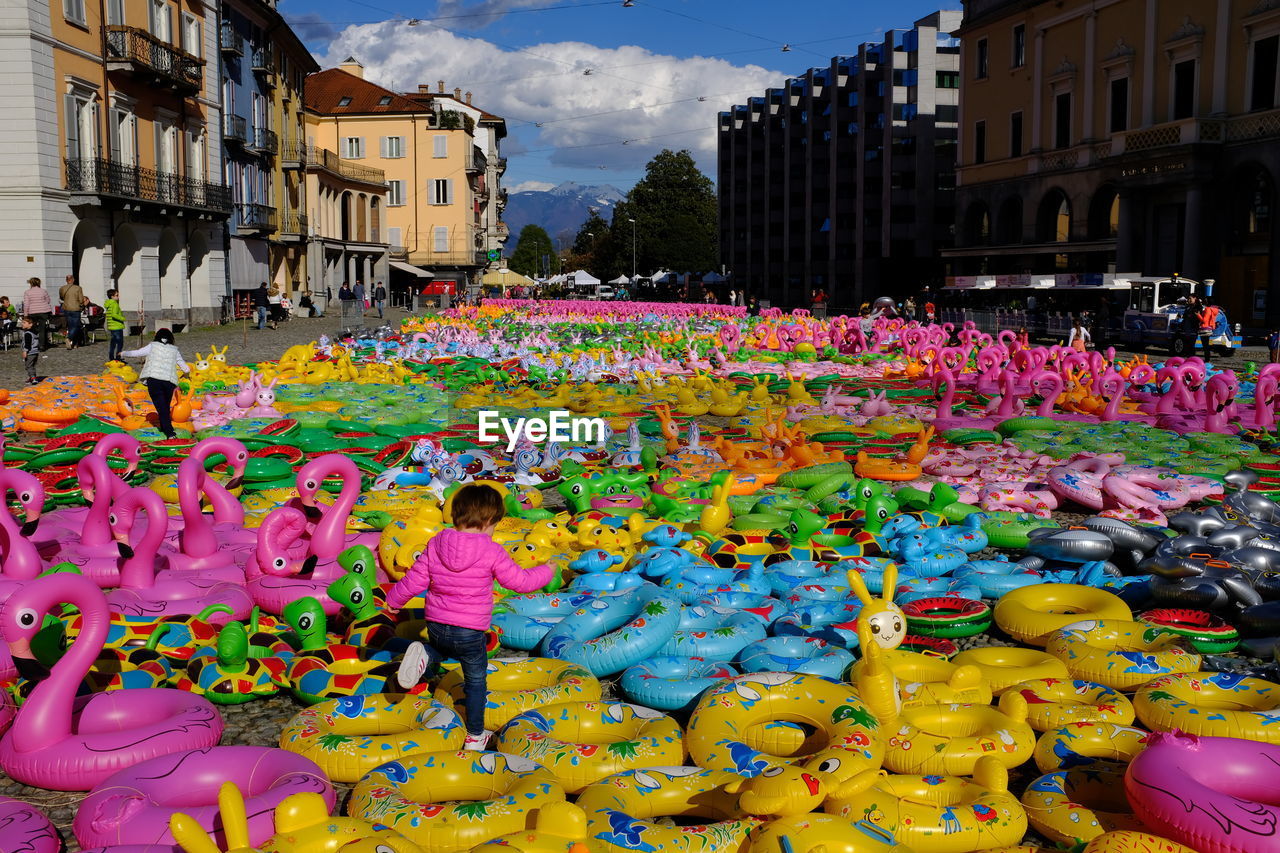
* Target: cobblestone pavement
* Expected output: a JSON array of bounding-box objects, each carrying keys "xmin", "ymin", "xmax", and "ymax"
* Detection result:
[{"xmin": 0, "ymin": 309, "xmax": 412, "ymax": 391}]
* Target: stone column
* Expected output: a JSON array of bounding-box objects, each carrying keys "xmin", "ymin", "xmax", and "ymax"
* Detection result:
[
  {"xmin": 1117, "ymin": 190, "xmax": 1139, "ymax": 272},
  {"xmin": 1183, "ymin": 186, "xmax": 1204, "ymax": 279}
]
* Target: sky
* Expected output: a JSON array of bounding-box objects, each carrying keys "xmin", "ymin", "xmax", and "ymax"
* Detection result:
[{"xmin": 281, "ymin": 0, "xmax": 951, "ymax": 193}]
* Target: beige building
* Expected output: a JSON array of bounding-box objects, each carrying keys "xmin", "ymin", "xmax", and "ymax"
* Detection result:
[
  {"xmin": 304, "ymin": 60, "xmax": 508, "ymax": 296},
  {"xmin": 950, "ymin": 0, "xmax": 1280, "ymax": 327},
  {"xmin": 301, "ymin": 109, "xmax": 389, "ymax": 305},
  {"xmin": 3, "ymin": 0, "xmax": 230, "ymax": 327}
]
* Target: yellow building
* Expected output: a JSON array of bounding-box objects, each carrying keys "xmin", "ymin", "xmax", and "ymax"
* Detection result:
[
  {"xmin": 5, "ymin": 0, "xmax": 231, "ymax": 326},
  {"xmin": 949, "ymin": 0, "xmax": 1280, "ymax": 327},
  {"xmin": 302, "ymin": 108, "xmax": 390, "ymax": 310},
  {"xmin": 305, "ymin": 60, "xmax": 508, "ymax": 296}
]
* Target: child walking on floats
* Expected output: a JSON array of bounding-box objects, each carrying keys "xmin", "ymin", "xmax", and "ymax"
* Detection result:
[{"xmin": 386, "ymin": 484, "xmax": 552, "ymax": 750}]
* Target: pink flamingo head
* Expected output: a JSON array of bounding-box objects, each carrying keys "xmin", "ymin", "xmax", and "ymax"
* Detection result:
[
  {"xmin": 0, "ymin": 470, "xmax": 43, "ymax": 537},
  {"xmin": 256, "ymin": 506, "xmax": 316, "ymax": 576},
  {"xmin": 94, "ymin": 433, "xmax": 142, "ymax": 477},
  {"xmin": 108, "ymin": 486, "xmax": 166, "ymax": 559},
  {"xmin": 295, "ymin": 454, "xmax": 359, "ymax": 521},
  {"xmin": 192, "ymin": 436, "xmax": 250, "ymax": 490}
]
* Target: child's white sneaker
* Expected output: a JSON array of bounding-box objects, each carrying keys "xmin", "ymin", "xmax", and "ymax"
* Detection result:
[
  {"xmin": 396, "ymin": 641, "xmax": 430, "ymax": 690},
  {"xmin": 463, "ymin": 731, "xmax": 493, "ymax": 751}
]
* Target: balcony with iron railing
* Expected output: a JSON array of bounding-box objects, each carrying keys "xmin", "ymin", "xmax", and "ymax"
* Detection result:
[
  {"xmin": 223, "ymin": 114, "xmax": 247, "ymax": 145},
  {"xmin": 104, "ymin": 26, "xmax": 203, "ymax": 94},
  {"xmin": 235, "ymin": 202, "xmax": 277, "ymax": 234},
  {"xmin": 278, "ymin": 210, "xmax": 308, "ymax": 240},
  {"xmin": 304, "ymin": 146, "xmax": 386, "ymax": 186},
  {"xmin": 496, "ymin": 157, "xmax": 507, "ymax": 173},
  {"xmin": 251, "ymin": 46, "xmax": 272, "ymax": 72},
  {"xmin": 66, "ymin": 158, "xmax": 231, "ymax": 216},
  {"xmin": 280, "ymin": 139, "xmax": 305, "ymax": 169},
  {"xmin": 466, "ymin": 148, "xmax": 487, "ymax": 173},
  {"xmin": 249, "ymin": 127, "xmax": 278, "ymax": 156},
  {"xmin": 219, "ymin": 21, "xmax": 243, "ymax": 56}
]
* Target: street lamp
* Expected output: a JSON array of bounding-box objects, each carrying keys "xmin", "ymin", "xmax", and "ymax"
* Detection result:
[{"xmin": 627, "ymin": 217, "xmax": 637, "ymax": 279}]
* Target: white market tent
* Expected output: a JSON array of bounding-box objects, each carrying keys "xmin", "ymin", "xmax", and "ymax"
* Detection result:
[
  {"xmin": 609, "ymin": 275, "xmax": 631, "ymax": 285},
  {"xmin": 565, "ymin": 269, "xmax": 600, "ymax": 285},
  {"xmin": 480, "ymin": 268, "xmax": 536, "ymax": 287}
]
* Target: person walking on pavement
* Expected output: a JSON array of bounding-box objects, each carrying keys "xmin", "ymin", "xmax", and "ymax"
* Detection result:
[
  {"xmin": 120, "ymin": 328, "xmax": 187, "ymax": 439},
  {"xmin": 253, "ymin": 282, "xmax": 269, "ymax": 330},
  {"xmin": 353, "ymin": 281, "xmax": 366, "ymax": 314},
  {"xmin": 21, "ymin": 277, "xmax": 53, "ymax": 350},
  {"xmin": 104, "ymin": 288, "xmax": 125, "ymax": 362},
  {"xmin": 59, "ymin": 275, "xmax": 84, "ymax": 349},
  {"xmin": 338, "ymin": 281, "xmax": 354, "ymax": 325},
  {"xmin": 374, "ymin": 282, "xmax": 386, "ymax": 319}
]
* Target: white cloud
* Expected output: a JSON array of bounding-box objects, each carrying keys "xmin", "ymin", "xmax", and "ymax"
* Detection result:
[
  {"xmin": 319, "ymin": 21, "xmax": 786, "ymax": 173},
  {"xmin": 509, "ymin": 180, "xmax": 556, "ymax": 193}
]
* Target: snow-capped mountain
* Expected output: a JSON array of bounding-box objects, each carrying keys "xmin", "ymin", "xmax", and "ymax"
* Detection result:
[{"xmin": 503, "ymin": 181, "xmax": 626, "ymax": 246}]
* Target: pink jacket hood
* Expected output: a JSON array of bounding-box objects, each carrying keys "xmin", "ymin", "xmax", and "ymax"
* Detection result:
[{"xmin": 384, "ymin": 528, "xmax": 553, "ymax": 632}]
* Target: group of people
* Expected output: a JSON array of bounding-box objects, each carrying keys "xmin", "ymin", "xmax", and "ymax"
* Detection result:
[
  {"xmin": 336, "ymin": 280, "xmax": 388, "ymax": 322},
  {"xmin": 252, "ymin": 282, "xmax": 293, "ymax": 331},
  {"xmin": 10, "ymin": 276, "xmax": 127, "ymax": 385}
]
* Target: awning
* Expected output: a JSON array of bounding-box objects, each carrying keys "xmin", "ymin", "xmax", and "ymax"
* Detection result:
[{"xmin": 390, "ymin": 261, "xmax": 433, "ymax": 278}]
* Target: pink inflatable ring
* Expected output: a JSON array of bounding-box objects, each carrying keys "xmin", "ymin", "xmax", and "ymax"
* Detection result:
[
  {"xmin": 0, "ymin": 796, "xmax": 59, "ymax": 853},
  {"xmin": 1125, "ymin": 730, "xmax": 1280, "ymax": 853},
  {"xmin": 73, "ymin": 745, "xmax": 334, "ymax": 848}
]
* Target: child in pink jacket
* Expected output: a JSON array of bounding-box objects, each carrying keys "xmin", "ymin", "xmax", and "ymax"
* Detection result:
[{"xmin": 387, "ymin": 484, "xmax": 552, "ymax": 750}]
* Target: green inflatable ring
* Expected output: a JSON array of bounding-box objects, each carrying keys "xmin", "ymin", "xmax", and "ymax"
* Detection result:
[{"xmin": 777, "ymin": 462, "xmax": 853, "ymax": 489}]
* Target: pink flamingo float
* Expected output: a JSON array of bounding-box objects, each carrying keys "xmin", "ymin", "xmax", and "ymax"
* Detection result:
[
  {"xmin": 36, "ymin": 433, "xmax": 142, "ymax": 545},
  {"xmin": 0, "ymin": 469, "xmax": 46, "ymax": 604},
  {"xmin": 0, "ymin": 574, "xmax": 223, "ymax": 790},
  {"xmin": 104, "ymin": 488, "xmax": 252, "ymax": 621},
  {"xmin": 289, "ymin": 455, "xmax": 382, "ymax": 562},
  {"xmin": 246, "ymin": 507, "xmax": 346, "ymax": 615}
]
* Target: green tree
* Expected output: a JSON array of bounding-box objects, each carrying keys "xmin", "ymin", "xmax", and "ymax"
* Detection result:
[
  {"xmin": 620, "ymin": 149, "xmax": 718, "ymax": 276},
  {"xmin": 566, "ymin": 211, "xmax": 616, "ymax": 280},
  {"xmin": 508, "ymin": 224, "xmax": 558, "ymax": 278}
]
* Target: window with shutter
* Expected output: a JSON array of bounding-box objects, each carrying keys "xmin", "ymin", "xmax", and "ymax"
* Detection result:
[
  {"xmin": 106, "ymin": 0, "xmax": 123, "ymax": 25},
  {"xmin": 64, "ymin": 94, "xmax": 80, "ymax": 161},
  {"xmin": 433, "ymin": 135, "xmax": 447, "ymax": 158},
  {"xmin": 445, "ymin": 178, "xmax": 453, "ymax": 205},
  {"xmin": 434, "ymin": 226, "xmax": 449, "ymax": 252},
  {"xmin": 64, "ymin": 0, "xmax": 86, "ymax": 25},
  {"xmin": 387, "ymin": 180, "xmax": 404, "ymax": 206},
  {"xmin": 388, "ymin": 227, "xmax": 402, "ymax": 248}
]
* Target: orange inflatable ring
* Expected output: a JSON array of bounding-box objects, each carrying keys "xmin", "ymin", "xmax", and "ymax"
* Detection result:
[{"xmin": 20, "ymin": 405, "xmax": 82, "ymax": 423}]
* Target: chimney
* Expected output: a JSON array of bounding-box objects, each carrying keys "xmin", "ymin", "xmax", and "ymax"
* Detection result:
[
  {"xmin": 339, "ymin": 56, "xmax": 364, "ymax": 79},
  {"xmin": 465, "ymin": 91, "xmax": 472, "ymax": 105},
  {"xmin": 418, "ymin": 84, "xmax": 430, "ymax": 94},
  {"xmin": 454, "ymin": 87, "xmax": 462, "ymax": 101},
  {"xmin": 438, "ymin": 80, "xmax": 445, "ymax": 93}
]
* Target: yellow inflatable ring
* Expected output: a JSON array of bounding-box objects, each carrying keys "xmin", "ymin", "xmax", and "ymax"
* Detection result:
[
  {"xmin": 433, "ymin": 657, "xmax": 601, "ymax": 732},
  {"xmin": 278, "ymin": 694, "xmax": 465, "ymax": 782},
  {"xmin": 1032, "ymin": 722, "xmax": 1149, "ymax": 773},
  {"xmin": 687, "ymin": 672, "xmax": 885, "ymax": 800},
  {"xmin": 349, "ymin": 749, "xmax": 565, "ymax": 851},
  {"xmin": 950, "ymin": 647, "xmax": 1069, "ymax": 695},
  {"xmin": 999, "ymin": 679, "xmax": 1136, "ymax": 732},
  {"xmin": 848, "ymin": 650, "xmax": 992, "ymax": 708},
  {"xmin": 1044, "ymin": 620, "xmax": 1201, "ymax": 691},
  {"xmin": 826, "ymin": 757, "xmax": 1027, "ymax": 853},
  {"xmin": 994, "ymin": 585, "xmax": 1132, "ymax": 646},
  {"xmin": 1083, "ymin": 830, "xmax": 1199, "ymax": 853},
  {"xmin": 573, "ymin": 766, "xmax": 762, "ymax": 851},
  {"xmin": 882, "ymin": 699, "xmax": 1035, "ymax": 775},
  {"xmin": 749, "ymin": 813, "xmax": 913, "ymax": 852},
  {"xmin": 1020, "ymin": 765, "xmax": 1145, "ymax": 846},
  {"xmin": 495, "ymin": 701, "xmax": 685, "ymax": 794},
  {"xmin": 1133, "ymin": 671, "xmax": 1280, "ymax": 741}
]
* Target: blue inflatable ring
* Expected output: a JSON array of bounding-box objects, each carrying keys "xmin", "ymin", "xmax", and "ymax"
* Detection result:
[
  {"xmin": 540, "ymin": 584, "xmax": 681, "ymax": 676},
  {"xmin": 620, "ymin": 655, "xmax": 738, "ymax": 711},
  {"xmin": 736, "ymin": 636, "xmax": 856, "ymax": 679}
]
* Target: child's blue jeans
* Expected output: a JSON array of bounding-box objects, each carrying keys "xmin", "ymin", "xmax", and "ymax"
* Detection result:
[{"xmin": 385, "ymin": 621, "xmax": 489, "ymax": 735}]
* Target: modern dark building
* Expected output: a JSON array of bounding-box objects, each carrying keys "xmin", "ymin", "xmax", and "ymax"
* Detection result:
[
  {"xmin": 948, "ymin": 0, "xmax": 1280, "ymax": 330},
  {"xmin": 717, "ymin": 11, "xmax": 963, "ymax": 309}
]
